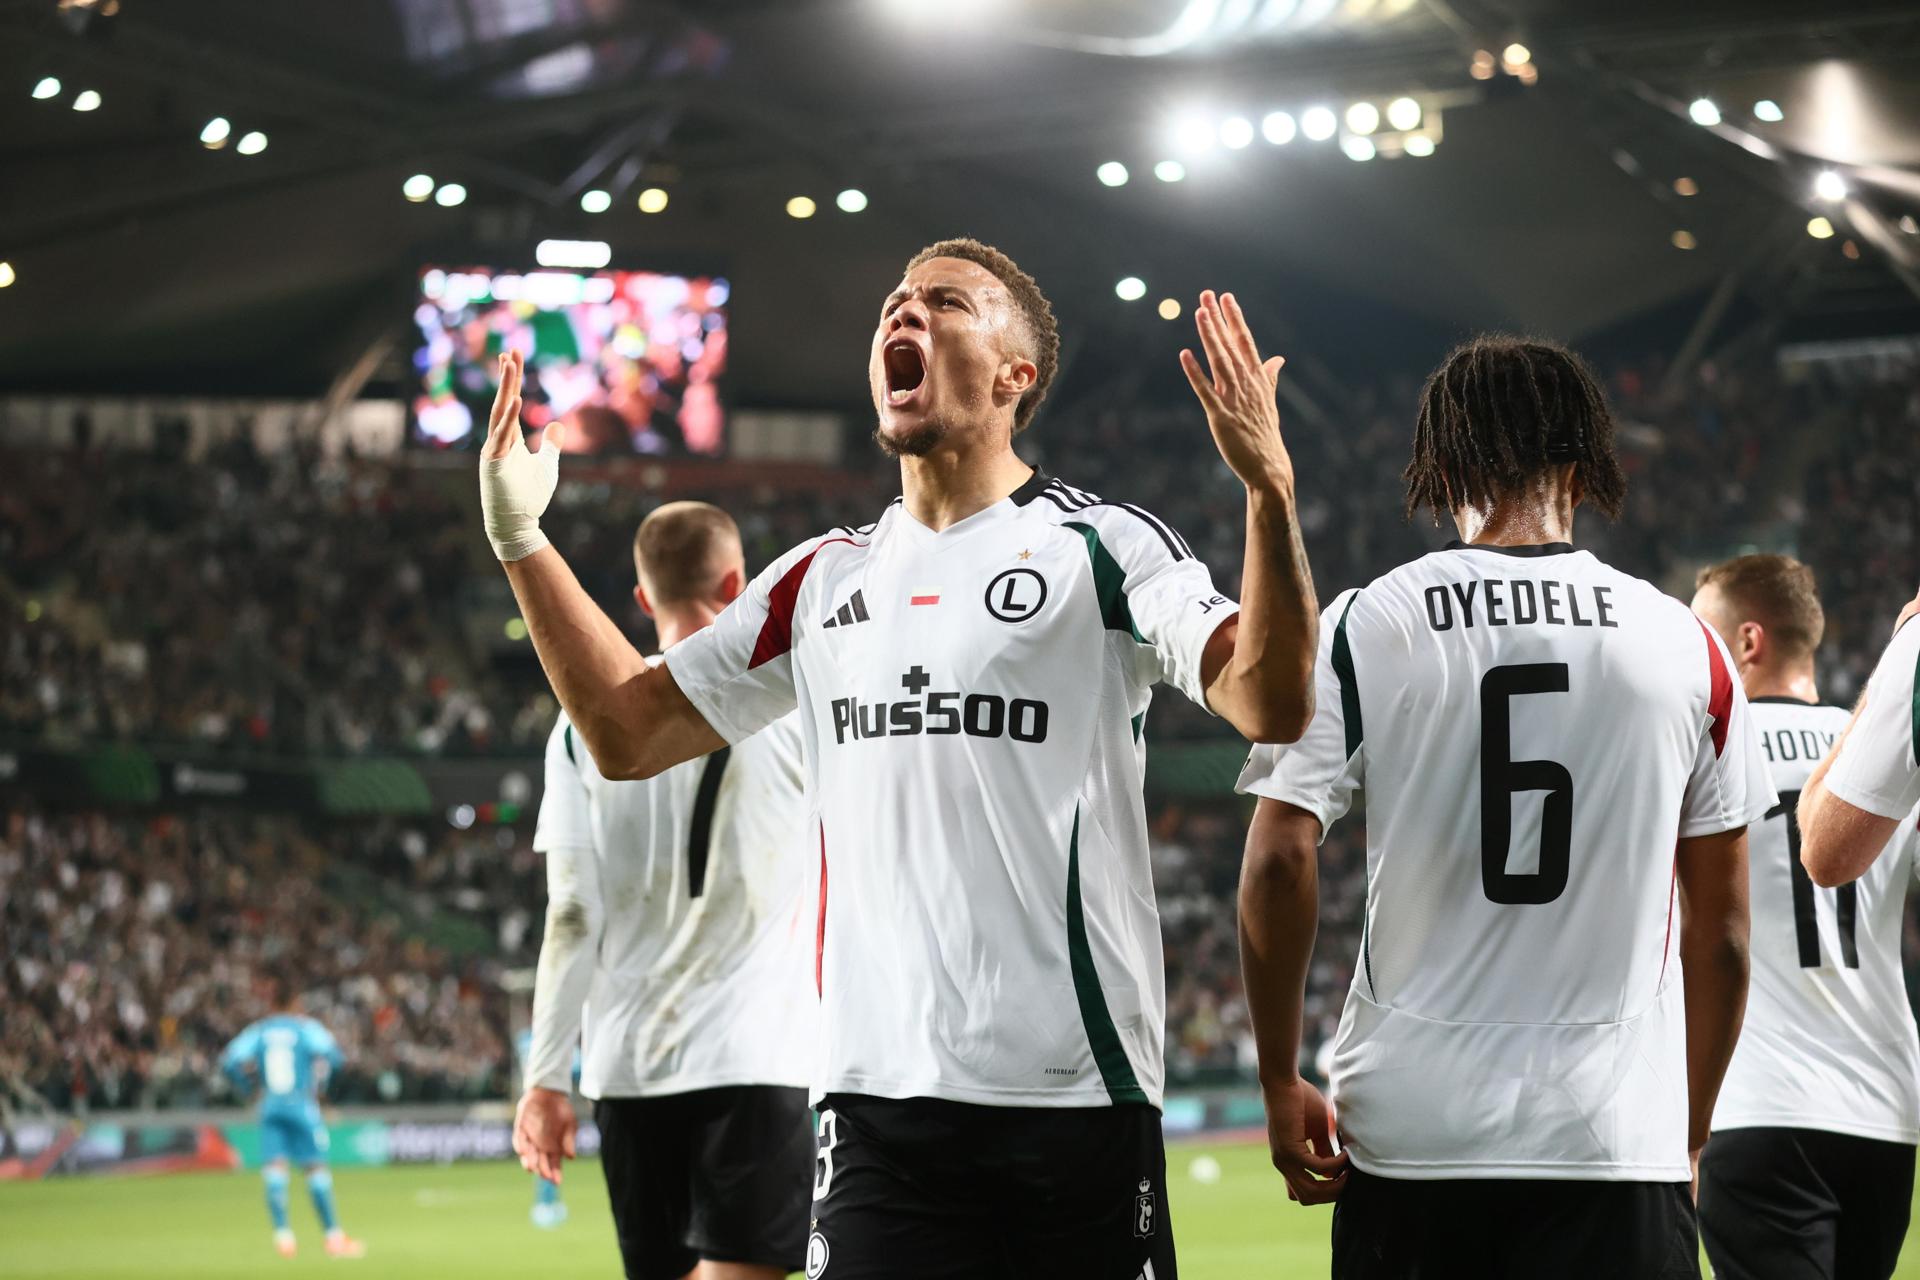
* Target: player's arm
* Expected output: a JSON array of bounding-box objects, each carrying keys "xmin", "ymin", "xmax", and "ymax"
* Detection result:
[
  {"xmin": 1676, "ymin": 827, "xmax": 1750, "ymax": 1175},
  {"xmin": 219, "ymin": 1026, "xmax": 258, "ymax": 1095},
  {"xmin": 1801, "ymin": 608, "xmax": 1920, "ymax": 886},
  {"xmin": 480, "ymin": 350, "xmax": 722, "ymax": 780},
  {"xmin": 1799, "ymin": 700, "xmax": 1905, "ymax": 887},
  {"xmin": 1239, "ymin": 798, "xmax": 1348, "ymax": 1204},
  {"xmin": 1180, "ymin": 291, "xmax": 1317, "ymax": 744}
]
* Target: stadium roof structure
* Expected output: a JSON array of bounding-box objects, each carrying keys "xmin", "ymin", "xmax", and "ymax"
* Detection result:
[{"xmin": 3, "ymin": 0, "xmax": 1919, "ymax": 404}]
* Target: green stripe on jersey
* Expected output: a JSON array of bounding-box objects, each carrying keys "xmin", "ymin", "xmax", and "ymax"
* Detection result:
[
  {"xmin": 1331, "ymin": 592, "xmax": 1363, "ymax": 760},
  {"xmin": 1131, "ymin": 711, "xmax": 1145, "ymax": 743},
  {"xmin": 1065, "ymin": 522, "xmax": 1144, "ymax": 642},
  {"xmin": 1065, "ymin": 807, "xmax": 1148, "ymax": 1105},
  {"xmin": 563, "ymin": 724, "xmax": 577, "ymax": 767}
]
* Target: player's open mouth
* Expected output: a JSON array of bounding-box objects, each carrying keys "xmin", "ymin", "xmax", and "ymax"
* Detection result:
[{"xmin": 884, "ymin": 340, "xmax": 927, "ymax": 406}]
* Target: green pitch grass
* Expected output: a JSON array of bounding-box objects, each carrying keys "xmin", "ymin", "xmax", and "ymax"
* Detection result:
[{"xmin": 0, "ymin": 1141, "xmax": 1914, "ymax": 1278}]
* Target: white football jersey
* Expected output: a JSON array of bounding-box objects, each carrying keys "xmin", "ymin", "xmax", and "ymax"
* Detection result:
[
  {"xmin": 1239, "ymin": 542, "xmax": 1773, "ymax": 1181},
  {"xmin": 527, "ymin": 682, "xmax": 814, "ymax": 1100},
  {"xmin": 1712, "ymin": 698, "xmax": 1920, "ymax": 1143},
  {"xmin": 664, "ymin": 472, "xmax": 1236, "ymax": 1109},
  {"xmin": 1826, "ymin": 617, "xmax": 1920, "ymax": 822}
]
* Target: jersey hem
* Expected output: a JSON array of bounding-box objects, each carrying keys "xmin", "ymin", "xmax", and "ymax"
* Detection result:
[
  {"xmin": 1710, "ymin": 1115, "xmax": 1920, "ymax": 1145},
  {"xmin": 582, "ymin": 1071, "xmax": 811, "ymax": 1100},
  {"xmin": 1347, "ymin": 1151, "xmax": 1691, "ymax": 1182},
  {"xmin": 810, "ymin": 1074, "xmax": 1163, "ymax": 1112}
]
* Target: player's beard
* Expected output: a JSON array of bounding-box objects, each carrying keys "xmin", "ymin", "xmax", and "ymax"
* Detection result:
[{"xmin": 872, "ymin": 415, "xmax": 951, "ymax": 459}]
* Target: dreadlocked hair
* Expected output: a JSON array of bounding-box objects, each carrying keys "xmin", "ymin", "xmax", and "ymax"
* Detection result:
[{"xmin": 1402, "ymin": 334, "xmax": 1628, "ymax": 524}]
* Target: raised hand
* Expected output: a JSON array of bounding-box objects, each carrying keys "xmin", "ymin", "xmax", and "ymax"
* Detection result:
[
  {"xmin": 512, "ymin": 1086, "xmax": 577, "ymax": 1184},
  {"xmin": 1179, "ymin": 291, "xmax": 1295, "ymax": 496},
  {"xmin": 479, "ymin": 349, "xmax": 566, "ymax": 562}
]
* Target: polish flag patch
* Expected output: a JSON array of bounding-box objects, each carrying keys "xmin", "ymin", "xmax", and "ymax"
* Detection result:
[{"xmin": 909, "ymin": 587, "xmax": 941, "ymax": 606}]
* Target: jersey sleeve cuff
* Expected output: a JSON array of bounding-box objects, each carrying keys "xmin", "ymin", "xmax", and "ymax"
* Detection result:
[
  {"xmin": 1235, "ymin": 777, "xmax": 1340, "ymax": 843},
  {"xmin": 1824, "ymin": 772, "xmax": 1916, "ymax": 823},
  {"xmin": 660, "ymin": 651, "xmax": 754, "ymax": 745},
  {"xmin": 1677, "ymin": 795, "xmax": 1773, "ymax": 839}
]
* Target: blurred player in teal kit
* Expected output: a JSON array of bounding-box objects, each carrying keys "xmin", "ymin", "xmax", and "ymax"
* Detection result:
[
  {"xmin": 513, "ymin": 1026, "xmax": 576, "ymax": 1229},
  {"xmin": 220, "ymin": 983, "xmax": 367, "ymax": 1260}
]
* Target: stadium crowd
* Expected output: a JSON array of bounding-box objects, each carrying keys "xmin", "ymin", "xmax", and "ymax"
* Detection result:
[{"xmin": 3, "ymin": 351, "xmax": 1917, "ymax": 1106}]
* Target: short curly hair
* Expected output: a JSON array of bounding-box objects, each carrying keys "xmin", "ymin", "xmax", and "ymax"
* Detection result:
[{"xmin": 903, "ymin": 238, "xmax": 1060, "ymax": 434}]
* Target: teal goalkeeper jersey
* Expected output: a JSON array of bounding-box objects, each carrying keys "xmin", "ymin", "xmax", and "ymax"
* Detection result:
[{"xmin": 221, "ymin": 1015, "xmax": 342, "ymax": 1115}]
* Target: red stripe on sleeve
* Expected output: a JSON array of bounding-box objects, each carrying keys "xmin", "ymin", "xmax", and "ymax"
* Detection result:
[
  {"xmin": 1699, "ymin": 618, "xmax": 1734, "ymax": 758},
  {"xmin": 815, "ymin": 822, "xmax": 828, "ymax": 997},
  {"xmin": 747, "ymin": 537, "xmax": 855, "ymax": 671}
]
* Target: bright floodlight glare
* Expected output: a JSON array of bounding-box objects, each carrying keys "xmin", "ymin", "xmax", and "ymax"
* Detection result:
[
  {"xmin": 31, "ymin": 76, "xmax": 60, "ymax": 100},
  {"xmin": 1096, "ymin": 161, "xmax": 1130, "ymax": 187},
  {"xmin": 1220, "ymin": 115, "xmax": 1254, "ymax": 149},
  {"xmin": 836, "ymin": 188, "xmax": 868, "ymax": 213},
  {"xmin": 403, "ymin": 173, "xmax": 435, "ymax": 202},
  {"xmin": 1405, "ymin": 134, "xmax": 1435, "ymax": 157},
  {"xmin": 1154, "ymin": 159, "xmax": 1186, "ymax": 183},
  {"xmin": 1342, "ymin": 135, "xmax": 1377, "ymax": 162},
  {"xmin": 1170, "ymin": 112, "xmax": 1216, "ymax": 154},
  {"xmin": 786, "ymin": 195, "xmax": 817, "ymax": 218},
  {"xmin": 637, "ymin": 186, "xmax": 669, "ymax": 213},
  {"xmin": 1753, "ymin": 99, "xmax": 1784, "ymax": 122},
  {"xmin": 1345, "ymin": 102, "xmax": 1380, "ymax": 135},
  {"xmin": 1261, "ymin": 111, "xmax": 1296, "ymax": 145},
  {"xmin": 1157, "ymin": 298, "xmax": 1181, "ymax": 320},
  {"xmin": 1114, "ymin": 276, "xmax": 1146, "ymax": 302},
  {"xmin": 1688, "ymin": 98, "xmax": 1721, "ymax": 126},
  {"xmin": 580, "ymin": 189, "xmax": 612, "ymax": 213},
  {"xmin": 1671, "ymin": 230, "xmax": 1697, "ymax": 251},
  {"xmin": 536, "ymin": 239, "xmax": 612, "ymax": 269},
  {"xmin": 236, "ymin": 131, "xmax": 267, "ymax": 155},
  {"xmin": 1503, "ymin": 42, "xmax": 1532, "ymax": 66},
  {"xmin": 435, "ymin": 182, "xmax": 467, "ymax": 207},
  {"xmin": 72, "ymin": 89, "xmax": 101, "ymax": 112},
  {"xmin": 1673, "ymin": 176, "xmax": 1699, "ymax": 196},
  {"xmin": 1813, "ymin": 169, "xmax": 1847, "ymax": 202},
  {"xmin": 1806, "ymin": 216, "xmax": 1834, "ymax": 239},
  {"xmin": 1301, "ymin": 106, "xmax": 1337, "ymax": 141},
  {"xmin": 200, "ymin": 117, "xmax": 231, "ymax": 148},
  {"xmin": 1470, "ymin": 49, "xmax": 1495, "ymax": 80},
  {"xmin": 0, "ymin": 262, "xmax": 14, "ymax": 288},
  {"xmin": 1386, "ymin": 96, "xmax": 1421, "ymax": 131}
]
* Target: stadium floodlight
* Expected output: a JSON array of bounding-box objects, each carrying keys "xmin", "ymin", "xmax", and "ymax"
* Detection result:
[
  {"xmin": 1470, "ymin": 49, "xmax": 1496, "ymax": 80},
  {"xmin": 836, "ymin": 188, "xmax": 869, "ymax": 213},
  {"xmin": 536, "ymin": 239, "xmax": 612, "ymax": 269},
  {"xmin": 580, "ymin": 189, "xmax": 612, "ymax": 213},
  {"xmin": 1503, "ymin": 42, "xmax": 1532, "ymax": 66},
  {"xmin": 434, "ymin": 182, "xmax": 467, "ymax": 207},
  {"xmin": 1342, "ymin": 135, "xmax": 1377, "ymax": 162},
  {"xmin": 1386, "ymin": 97, "xmax": 1421, "ymax": 132},
  {"xmin": 1300, "ymin": 106, "xmax": 1337, "ymax": 141},
  {"xmin": 1673, "ymin": 176, "xmax": 1699, "ymax": 196},
  {"xmin": 1405, "ymin": 134, "xmax": 1435, "ymax": 157},
  {"xmin": 1220, "ymin": 116, "xmax": 1254, "ymax": 149},
  {"xmin": 1096, "ymin": 161, "xmax": 1130, "ymax": 187},
  {"xmin": 1345, "ymin": 102, "xmax": 1380, "ymax": 135},
  {"xmin": 1157, "ymin": 298, "xmax": 1181, "ymax": 320},
  {"xmin": 1806, "ymin": 216, "xmax": 1834, "ymax": 239},
  {"xmin": 31, "ymin": 76, "xmax": 60, "ymax": 100},
  {"xmin": 236, "ymin": 131, "xmax": 267, "ymax": 155},
  {"xmin": 0, "ymin": 261, "xmax": 13, "ymax": 288},
  {"xmin": 1753, "ymin": 99, "xmax": 1784, "ymax": 122},
  {"xmin": 200, "ymin": 117, "xmax": 231, "ymax": 148},
  {"xmin": 1813, "ymin": 170, "xmax": 1847, "ymax": 202},
  {"xmin": 1671, "ymin": 230, "xmax": 1696, "ymax": 250},
  {"xmin": 402, "ymin": 173, "xmax": 435, "ymax": 202},
  {"xmin": 1153, "ymin": 159, "xmax": 1186, "ymax": 183},
  {"xmin": 786, "ymin": 195, "xmax": 817, "ymax": 218},
  {"xmin": 1170, "ymin": 111, "xmax": 1216, "ymax": 154},
  {"xmin": 1114, "ymin": 276, "xmax": 1147, "ymax": 301},
  {"xmin": 1261, "ymin": 111, "xmax": 1296, "ymax": 145},
  {"xmin": 1688, "ymin": 98, "xmax": 1721, "ymax": 126},
  {"xmin": 637, "ymin": 186, "xmax": 669, "ymax": 213},
  {"xmin": 71, "ymin": 89, "xmax": 101, "ymax": 112}
]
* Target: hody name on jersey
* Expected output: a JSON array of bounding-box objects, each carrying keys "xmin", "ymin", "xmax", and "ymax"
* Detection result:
[
  {"xmin": 829, "ymin": 664, "xmax": 1050, "ymax": 745},
  {"xmin": 1423, "ymin": 575, "xmax": 1619, "ymax": 631}
]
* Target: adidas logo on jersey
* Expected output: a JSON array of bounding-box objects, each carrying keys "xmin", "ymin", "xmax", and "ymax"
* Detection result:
[{"xmin": 820, "ymin": 589, "xmax": 871, "ymax": 629}]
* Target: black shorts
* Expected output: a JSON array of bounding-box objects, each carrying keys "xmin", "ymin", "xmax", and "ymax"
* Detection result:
[
  {"xmin": 1700, "ymin": 1127, "xmax": 1915, "ymax": 1280},
  {"xmin": 595, "ymin": 1085, "xmax": 814, "ymax": 1280},
  {"xmin": 806, "ymin": 1092, "xmax": 1176, "ymax": 1280},
  {"xmin": 1330, "ymin": 1166, "xmax": 1698, "ymax": 1280}
]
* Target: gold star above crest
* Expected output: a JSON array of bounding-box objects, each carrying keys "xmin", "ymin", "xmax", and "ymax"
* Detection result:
[{"xmin": 1016, "ymin": 549, "xmax": 1032, "ymax": 561}]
